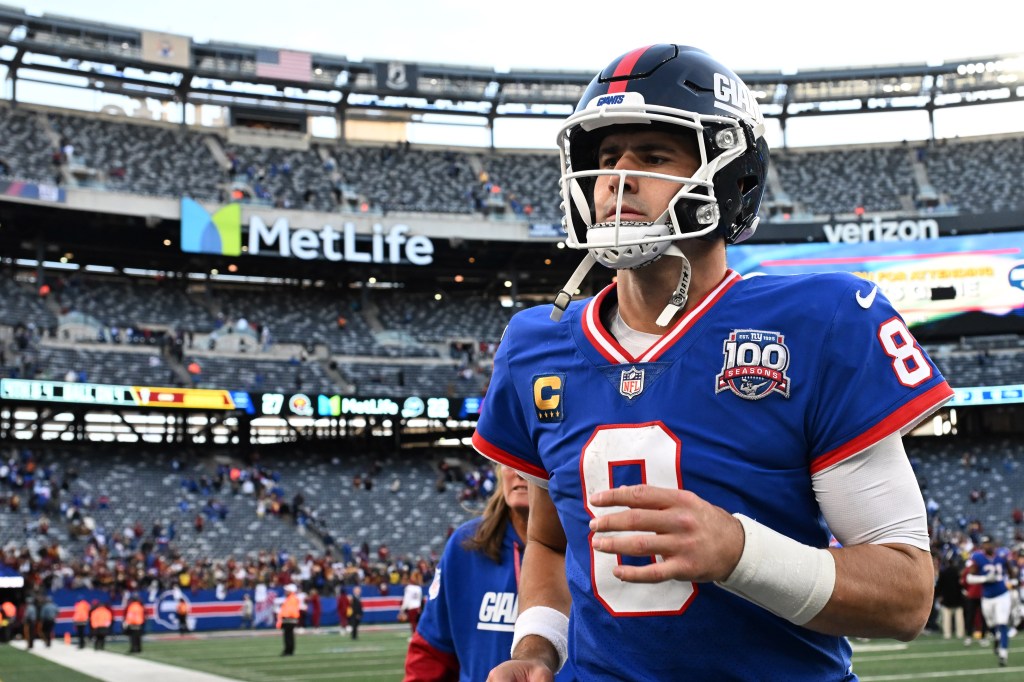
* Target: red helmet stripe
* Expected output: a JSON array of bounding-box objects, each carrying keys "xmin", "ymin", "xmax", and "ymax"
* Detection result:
[{"xmin": 606, "ymin": 45, "xmax": 653, "ymax": 93}]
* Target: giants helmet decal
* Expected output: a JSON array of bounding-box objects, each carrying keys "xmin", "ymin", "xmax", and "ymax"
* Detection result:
[{"xmin": 557, "ymin": 45, "xmax": 770, "ymax": 271}]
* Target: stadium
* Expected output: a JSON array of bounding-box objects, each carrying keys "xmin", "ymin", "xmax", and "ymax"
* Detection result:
[{"xmin": 0, "ymin": 3, "xmax": 1022, "ymax": 680}]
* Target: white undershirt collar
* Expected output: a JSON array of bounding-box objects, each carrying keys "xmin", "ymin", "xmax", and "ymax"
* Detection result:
[{"xmin": 608, "ymin": 304, "xmax": 662, "ymax": 358}]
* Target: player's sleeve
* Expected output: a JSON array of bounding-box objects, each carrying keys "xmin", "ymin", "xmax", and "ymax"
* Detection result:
[
  {"xmin": 413, "ymin": 548, "xmax": 457, "ymax": 656},
  {"xmin": 471, "ymin": 317, "xmax": 548, "ymax": 484},
  {"xmin": 813, "ymin": 432, "xmax": 929, "ymax": 550},
  {"xmin": 403, "ymin": 631, "xmax": 459, "ymax": 682},
  {"xmin": 807, "ymin": 278, "xmax": 953, "ymax": 474}
]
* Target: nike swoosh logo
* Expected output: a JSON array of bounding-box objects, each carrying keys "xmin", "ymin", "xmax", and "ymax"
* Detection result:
[{"xmin": 856, "ymin": 285, "xmax": 878, "ymax": 309}]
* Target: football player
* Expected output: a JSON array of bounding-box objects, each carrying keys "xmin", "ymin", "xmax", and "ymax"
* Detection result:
[
  {"xmin": 965, "ymin": 535, "xmax": 1016, "ymax": 666},
  {"xmin": 473, "ymin": 44, "xmax": 953, "ymax": 680}
]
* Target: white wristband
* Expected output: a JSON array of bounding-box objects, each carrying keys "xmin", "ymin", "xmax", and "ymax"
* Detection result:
[
  {"xmin": 716, "ymin": 513, "xmax": 836, "ymax": 626},
  {"xmin": 510, "ymin": 606, "xmax": 569, "ymax": 673}
]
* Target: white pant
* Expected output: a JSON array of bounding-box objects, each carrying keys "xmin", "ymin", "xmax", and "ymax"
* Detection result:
[{"xmin": 982, "ymin": 591, "xmax": 1012, "ymax": 628}]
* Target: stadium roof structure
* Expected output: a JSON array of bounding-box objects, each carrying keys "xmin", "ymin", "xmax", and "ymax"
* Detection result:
[{"xmin": 0, "ymin": 4, "xmax": 1022, "ymax": 142}]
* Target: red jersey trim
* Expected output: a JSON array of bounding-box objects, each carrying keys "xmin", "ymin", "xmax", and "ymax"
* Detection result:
[
  {"xmin": 582, "ymin": 270, "xmax": 742, "ymax": 365},
  {"xmin": 641, "ymin": 270, "xmax": 741, "ymax": 362},
  {"xmin": 472, "ymin": 431, "xmax": 548, "ymax": 480},
  {"xmin": 583, "ymin": 284, "xmax": 633, "ymax": 364},
  {"xmin": 810, "ymin": 382, "xmax": 954, "ymax": 475}
]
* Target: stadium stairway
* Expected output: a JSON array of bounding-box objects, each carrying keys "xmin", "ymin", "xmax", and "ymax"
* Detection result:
[{"xmin": 9, "ymin": 638, "xmax": 243, "ymax": 682}]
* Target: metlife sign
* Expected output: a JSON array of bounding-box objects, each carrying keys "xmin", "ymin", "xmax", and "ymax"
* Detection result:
[
  {"xmin": 249, "ymin": 216, "xmax": 434, "ymax": 264},
  {"xmin": 181, "ymin": 198, "xmax": 434, "ymax": 265}
]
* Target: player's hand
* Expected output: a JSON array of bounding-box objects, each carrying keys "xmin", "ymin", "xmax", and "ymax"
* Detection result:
[
  {"xmin": 588, "ymin": 485, "xmax": 745, "ymax": 584},
  {"xmin": 486, "ymin": 659, "xmax": 555, "ymax": 682}
]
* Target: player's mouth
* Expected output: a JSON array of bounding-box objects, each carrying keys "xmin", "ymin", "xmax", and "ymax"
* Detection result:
[{"xmin": 605, "ymin": 204, "xmax": 645, "ymax": 222}]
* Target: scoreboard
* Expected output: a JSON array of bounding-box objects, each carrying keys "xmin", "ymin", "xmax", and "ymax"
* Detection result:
[
  {"xmin": 0, "ymin": 378, "xmax": 247, "ymax": 410},
  {"xmin": 0, "ymin": 378, "xmax": 485, "ymax": 420}
]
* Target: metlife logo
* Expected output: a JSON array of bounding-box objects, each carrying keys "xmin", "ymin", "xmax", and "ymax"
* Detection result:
[
  {"xmin": 180, "ymin": 200, "xmax": 434, "ymax": 265},
  {"xmin": 247, "ymin": 216, "xmax": 434, "ymax": 265}
]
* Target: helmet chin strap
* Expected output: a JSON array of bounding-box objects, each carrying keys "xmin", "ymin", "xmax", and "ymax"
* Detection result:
[
  {"xmin": 550, "ymin": 251, "xmax": 598, "ymax": 322},
  {"xmin": 549, "ymin": 245, "xmax": 691, "ymax": 327},
  {"xmin": 654, "ymin": 245, "xmax": 691, "ymax": 327},
  {"xmin": 550, "ymin": 205, "xmax": 692, "ymax": 326}
]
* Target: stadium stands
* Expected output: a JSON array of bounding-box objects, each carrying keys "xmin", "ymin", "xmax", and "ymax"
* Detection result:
[
  {"xmin": 2, "ymin": 76, "xmax": 1024, "ymax": 627},
  {"xmin": 908, "ymin": 436, "xmax": 1024, "ymax": 548},
  {"xmin": 3, "ymin": 262, "xmax": 1022, "ymax": 395},
  {"xmin": 0, "ymin": 268, "xmax": 59, "ymax": 332},
  {"xmin": 0, "ymin": 104, "xmax": 58, "ymax": 185},
  {"xmin": 46, "ymin": 111, "xmax": 223, "ymax": 200},
  {"xmin": 36, "ymin": 345, "xmax": 168, "ymax": 386},
  {"xmin": 371, "ymin": 291, "xmax": 512, "ymax": 345},
  {"xmin": 4, "ymin": 103, "xmax": 1023, "ymax": 220},
  {"xmin": 919, "ymin": 136, "xmax": 1024, "ymax": 215},
  {"xmin": 54, "ymin": 275, "xmax": 217, "ymax": 336},
  {"xmin": 769, "ymin": 144, "xmax": 918, "ymax": 216},
  {"xmin": 0, "ymin": 443, "xmax": 482, "ymax": 587},
  {"xmin": 223, "ymin": 142, "xmax": 337, "ymax": 211},
  {"xmin": 326, "ymin": 144, "xmax": 480, "ymax": 215},
  {"xmin": 4, "ymin": 434, "xmax": 1021, "ymax": 600}
]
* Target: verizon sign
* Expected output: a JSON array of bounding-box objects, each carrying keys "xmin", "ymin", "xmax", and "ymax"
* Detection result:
[{"xmin": 823, "ymin": 218, "xmax": 939, "ymax": 244}]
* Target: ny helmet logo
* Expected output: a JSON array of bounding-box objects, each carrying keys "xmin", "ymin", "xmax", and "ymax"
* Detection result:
[{"xmin": 180, "ymin": 198, "xmax": 242, "ymax": 256}]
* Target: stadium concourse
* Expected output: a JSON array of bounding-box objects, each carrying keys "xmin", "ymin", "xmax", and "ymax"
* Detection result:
[{"xmin": 9, "ymin": 635, "xmax": 242, "ymax": 682}]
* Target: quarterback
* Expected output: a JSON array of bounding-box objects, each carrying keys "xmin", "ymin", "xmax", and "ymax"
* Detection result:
[{"xmin": 474, "ymin": 45, "xmax": 953, "ymax": 680}]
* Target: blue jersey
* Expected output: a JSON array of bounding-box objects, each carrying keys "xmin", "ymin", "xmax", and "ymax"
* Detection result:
[
  {"xmin": 473, "ymin": 271, "xmax": 952, "ymax": 681},
  {"xmin": 969, "ymin": 549, "xmax": 1012, "ymax": 599},
  {"xmin": 414, "ymin": 517, "xmax": 574, "ymax": 682}
]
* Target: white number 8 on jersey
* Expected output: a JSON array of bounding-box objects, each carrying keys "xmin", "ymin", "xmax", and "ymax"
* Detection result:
[{"xmin": 581, "ymin": 422, "xmax": 697, "ymax": 616}]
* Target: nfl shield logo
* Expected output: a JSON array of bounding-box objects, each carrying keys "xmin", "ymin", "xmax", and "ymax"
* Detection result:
[{"xmin": 619, "ymin": 366, "xmax": 645, "ymax": 399}]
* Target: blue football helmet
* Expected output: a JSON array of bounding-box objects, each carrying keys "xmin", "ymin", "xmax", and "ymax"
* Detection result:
[{"xmin": 557, "ymin": 44, "xmax": 770, "ymax": 272}]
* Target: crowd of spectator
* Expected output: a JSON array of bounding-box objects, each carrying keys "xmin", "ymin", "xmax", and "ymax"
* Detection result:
[
  {"xmin": 4, "ymin": 103, "xmax": 1024, "ymax": 221},
  {"xmin": 0, "ymin": 441, "xmax": 519, "ymax": 608}
]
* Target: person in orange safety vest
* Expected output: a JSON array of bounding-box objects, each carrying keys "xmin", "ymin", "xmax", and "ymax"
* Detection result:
[
  {"xmin": 72, "ymin": 599, "xmax": 91, "ymax": 649},
  {"xmin": 0, "ymin": 600, "xmax": 15, "ymax": 644},
  {"xmin": 89, "ymin": 602, "xmax": 113, "ymax": 650},
  {"xmin": 277, "ymin": 583, "xmax": 301, "ymax": 656},
  {"xmin": 176, "ymin": 598, "xmax": 190, "ymax": 635},
  {"xmin": 124, "ymin": 596, "xmax": 146, "ymax": 653}
]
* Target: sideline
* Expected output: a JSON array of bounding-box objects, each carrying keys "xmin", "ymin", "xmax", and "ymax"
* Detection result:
[{"xmin": 10, "ymin": 638, "xmax": 244, "ymax": 682}]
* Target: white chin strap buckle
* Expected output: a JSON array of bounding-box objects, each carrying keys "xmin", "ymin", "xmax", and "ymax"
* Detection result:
[
  {"xmin": 550, "ymin": 252, "xmax": 598, "ymax": 322},
  {"xmin": 654, "ymin": 246, "xmax": 691, "ymax": 327}
]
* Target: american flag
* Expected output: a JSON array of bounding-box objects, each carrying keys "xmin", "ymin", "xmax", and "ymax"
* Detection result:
[{"xmin": 255, "ymin": 49, "xmax": 312, "ymax": 83}]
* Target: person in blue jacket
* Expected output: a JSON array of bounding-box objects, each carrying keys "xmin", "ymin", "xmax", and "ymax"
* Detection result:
[{"xmin": 403, "ymin": 465, "xmax": 574, "ymax": 681}]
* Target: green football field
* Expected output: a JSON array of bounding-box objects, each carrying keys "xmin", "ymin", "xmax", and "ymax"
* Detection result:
[{"xmin": 2, "ymin": 627, "xmax": 1022, "ymax": 681}]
